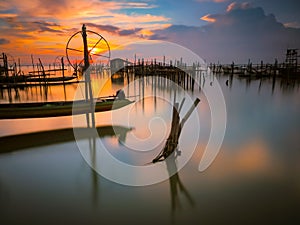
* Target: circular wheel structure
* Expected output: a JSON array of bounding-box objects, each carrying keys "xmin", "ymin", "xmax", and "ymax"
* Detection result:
[{"xmin": 66, "ymin": 30, "xmax": 111, "ymax": 71}]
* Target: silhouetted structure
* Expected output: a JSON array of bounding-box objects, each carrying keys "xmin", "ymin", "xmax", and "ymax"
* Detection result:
[{"xmin": 210, "ymin": 49, "xmax": 300, "ymax": 78}]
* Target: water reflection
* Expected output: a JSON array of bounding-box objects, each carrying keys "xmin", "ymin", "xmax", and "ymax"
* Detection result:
[
  {"xmin": 0, "ymin": 125, "xmax": 132, "ymax": 153},
  {"xmin": 219, "ymin": 73, "xmax": 300, "ymax": 96},
  {"xmin": 82, "ymin": 124, "xmax": 195, "ymax": 223},
  {"xmin": 0, "ymin": 68, "xmax": 299, "ymax": 225},
  {"xmin": 88, "ymin": 136, "xmax": 100, "ymax": 207},
  {"xmin": 165, "ymin": 155, "xmax": 195, "ymax": 224}
]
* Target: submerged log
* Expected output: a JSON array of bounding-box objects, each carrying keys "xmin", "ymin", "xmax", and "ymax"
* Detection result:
[{"xmin": 152, "ymin": 96, "xmax": 200, "ymax": 163}]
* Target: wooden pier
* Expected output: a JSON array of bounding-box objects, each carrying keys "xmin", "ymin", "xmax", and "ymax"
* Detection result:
[
  {"xmin": 0, "ymin": 52, "xmax": 78, "ymax": 87},
  {"xmin": 111, "ymin": 57, "xmax": 208, "ymax": 93},
  {"xmin": 210, "ymin": 49, "xmax": 300, "ymax": 79}
]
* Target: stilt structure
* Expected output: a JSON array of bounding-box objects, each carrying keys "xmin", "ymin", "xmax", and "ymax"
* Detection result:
[
  {"xmin": 82, "ymin": 24, "xmax": 96, "ymax": 128},
  {"xmin": 285, "ymin": 49, "xmax": 299, "ymax": 75}
]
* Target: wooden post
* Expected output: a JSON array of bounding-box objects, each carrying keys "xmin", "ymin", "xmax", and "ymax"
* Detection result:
[
  {"xmin": 3, "ymin": 53, "xmax": 8, "ymax": 78},
  {"xmin": 82, "ymin": 24, "xmax": 95, "ymax": 128},
  {"xmin": 31, "ymin": 55, "xmax": 35, "ymax": 75},
  {"xmin": 38, "ymin": 58, "xmax": 46, "ymax": 83},
  {"xmin": 18, "ymin": 58, "xmax": 21, "ymax": 75},
  {"xmin": 61, "ymin": 57, "xmax": 65, "ymax": 79}
]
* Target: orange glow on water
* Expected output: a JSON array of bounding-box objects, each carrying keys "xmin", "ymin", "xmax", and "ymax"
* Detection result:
[
  {"xmin": 235, "ymin": 139, "xmax": 271, "ymax": 172},
  {"xmin": 192, "ymin": 137, "xmax": 273, "ymax": 179}
]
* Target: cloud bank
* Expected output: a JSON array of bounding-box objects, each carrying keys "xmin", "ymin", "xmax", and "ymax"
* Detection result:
[
  {"xmin": 150, "ymin": 2, "xmax": 300, "ymax": 63},
  {"xmin": 0, "ymin": 38, "xmax": 10, "ymax": 45},
  {"xmin": 0, "ymin": 0, "xmax": 299, "ymax": 64}
]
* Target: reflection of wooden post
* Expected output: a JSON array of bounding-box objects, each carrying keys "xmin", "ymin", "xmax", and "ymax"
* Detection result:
[{"xmin": 166, "ymin": 155, "xmax": 195, "ymax": 221}]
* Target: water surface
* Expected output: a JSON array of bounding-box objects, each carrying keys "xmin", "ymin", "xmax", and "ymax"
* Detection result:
[{"xmin": 0, "ymin": 71, "xmax": 299, "ymax": 225}]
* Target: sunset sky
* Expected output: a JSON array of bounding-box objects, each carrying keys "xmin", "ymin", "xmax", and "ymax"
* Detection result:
[{"xmin": 0, "ymin": 0, "xmax": 300, "ymax": 64}]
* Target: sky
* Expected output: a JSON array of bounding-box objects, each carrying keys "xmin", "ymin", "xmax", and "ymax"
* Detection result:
[{"xmin": 0, "ymin": 0, "xmax": 300, "ymax": 64}]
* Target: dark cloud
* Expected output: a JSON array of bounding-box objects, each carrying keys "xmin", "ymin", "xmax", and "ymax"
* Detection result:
[
  {"xmin": 252, "ymin": 0, "xmax": 300, "ymax": 27},
  {"xmin": 150, "ymin": 4, "xmax": 300, "ymax": 63},
  {"xmin": 33, "ymin": 21, "xmax": 60, "ymax": 27},
  {"xmin": 32, "ymin": 21, "xmax": 63, "ymax": 33},
  {"xmin": 85, "ymin": 23, "xmax": 120, "ymax": 34},
  {"xmin": 1, "ymin": 16, "xmax": 64, "ymax": 35},
  {"xmin": 0, "ymin": 38, "xmax": 10, "ymax": 45},
  {"xmin": 84, "ymin": 23, "xmax": 142, "ymax": 37},
  {"xmin": 119, "ymin": 28, "xmax": 142, "ymax": 36}
]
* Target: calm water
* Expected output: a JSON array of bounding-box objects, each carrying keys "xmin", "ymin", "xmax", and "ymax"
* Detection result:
[{"xmin": 0, "ymin": 70, "xmax": 300, "ymax": 225}]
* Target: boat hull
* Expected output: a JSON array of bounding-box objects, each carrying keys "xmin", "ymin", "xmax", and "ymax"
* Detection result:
[{"xmin": 0, "ymin": 99, "xmax": 133, "ymax": 119}]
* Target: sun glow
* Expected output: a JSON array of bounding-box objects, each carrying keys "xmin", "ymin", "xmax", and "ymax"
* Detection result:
[{"xmin": 89, "ymin": 47, "xmax": 101, "ymax": 55}]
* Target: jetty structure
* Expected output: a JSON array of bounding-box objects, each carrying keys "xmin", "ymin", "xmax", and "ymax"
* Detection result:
[
  {"xmin": 110, "ymin": 57, "xmax": 208, "ymax": 94},
  {"xmin": 210, "ymin": 48, "xmax": 300, "ymax": 78},
  {"xmin": 108, "ymin": 48, "xmax": 299, "ymax": 96},
  {"xmin": 0, "ymin": 53, "xmax": 78, "ymax": 88},
  {"xmin": 0, "ymin": 24, "xmax": 133, "ymax": 119}
]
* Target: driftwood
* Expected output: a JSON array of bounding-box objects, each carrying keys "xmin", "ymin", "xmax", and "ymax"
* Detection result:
[{"xmin": 152, "ymin": 93, "xmax": 200, "ymax": 163}]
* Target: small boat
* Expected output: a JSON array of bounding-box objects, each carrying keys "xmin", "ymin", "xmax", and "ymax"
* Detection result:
[
  {"xmin": 0, "ymin": 94, "xmax": 133, "ymax": 119},
  {"xmin": 0, "ymin": 75, "xmax": 27, "ymax": 83},
  {"xmin": 25, "ymin": 75, "xmax": 77, "ymax": 83}
]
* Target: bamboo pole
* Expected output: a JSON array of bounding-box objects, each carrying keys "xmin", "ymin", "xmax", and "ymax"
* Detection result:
[{"xmin": 82, "ymin": 24, "xmax": 95, "ymax": 128}]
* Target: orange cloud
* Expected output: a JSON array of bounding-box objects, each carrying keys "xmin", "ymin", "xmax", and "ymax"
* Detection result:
[
  {"xmin": 196, "ymin": 0, "xmax": 228, "ymax": 2},
  {"xmin": 200, "ymin": 14, "xmax": 216, "ymax": 23},
  {"xmin": 226, "ymin": 2, "xmax": 251, "ymax": 12},
  {"xmin": 0, "ymin": 0, "xmax": 170, "ymax": 63},
  {"xmin": 140, "ymin": 29, "xmax": 154, "ymax": 37}
]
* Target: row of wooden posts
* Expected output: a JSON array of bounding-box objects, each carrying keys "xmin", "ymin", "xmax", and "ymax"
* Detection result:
[
  {"xmin": 210, "ymin": 61, "xmax": 300, "ymax": 77},
  {"xmin": 114, "ymin": 63, "xmax": 208, "ymax": 94}
]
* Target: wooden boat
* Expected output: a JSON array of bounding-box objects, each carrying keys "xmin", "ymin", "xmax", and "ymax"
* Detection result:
[
  {"xmin": 0, "ymin": 97, "xmax": 133, "ymax": 119},
  {"xmin": 0, "ymin": 74, "xmax": 78, "ymax": 86},
  {"xmin": 25, "ymin": 75, "xmax": 77, "ymax": 83},
  {"xmin": 0, "ymin": 75, "xmax": 27, "ymax": 83},
  {"xmin": 0, "ymin": 26, "xmax": 134, "ymax": 119}
]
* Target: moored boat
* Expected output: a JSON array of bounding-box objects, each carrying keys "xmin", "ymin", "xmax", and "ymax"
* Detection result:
[
  {"xmin": 0, "ymin": 95, "xmax": 133, "ymax": 119},
  {"xmin": 25, "ymin": 75, "xmax": 77, "ymax": 83}
]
